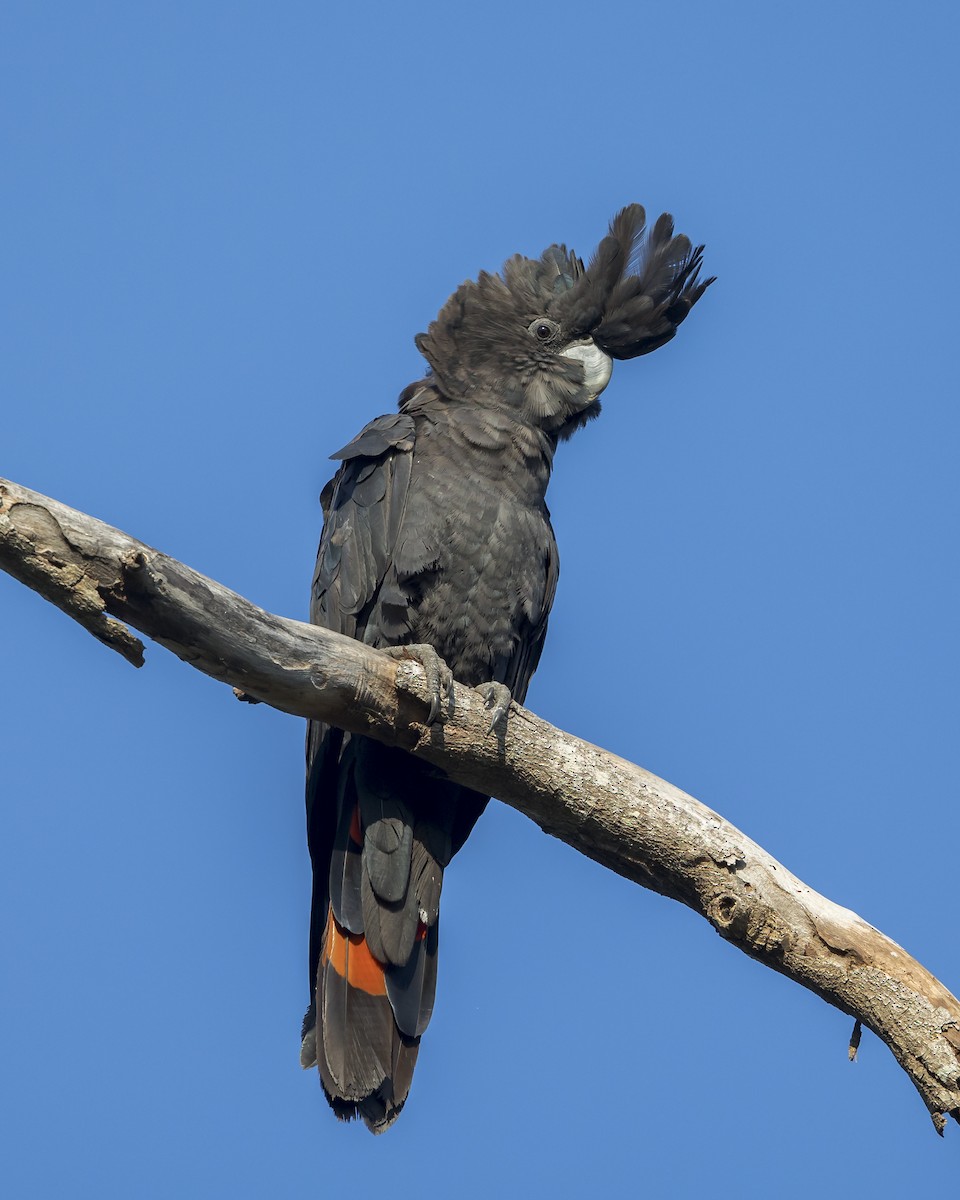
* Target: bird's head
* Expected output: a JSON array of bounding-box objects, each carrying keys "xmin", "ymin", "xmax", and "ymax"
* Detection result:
[{"xmin": 414, "ymin": 204, "xmax": 714, "ymax": 439}]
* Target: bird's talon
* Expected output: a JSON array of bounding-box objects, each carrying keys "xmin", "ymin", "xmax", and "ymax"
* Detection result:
[
  {"xmin": 476, "ymin": 682, "xmax": 512, "ymax": 733},
  {"xmin": 386, "ymin": 644, "xmax": 454, "ymax": 725}
]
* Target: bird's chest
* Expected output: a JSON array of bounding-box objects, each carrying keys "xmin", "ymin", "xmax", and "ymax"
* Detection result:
[{"xmin": 399, "ymin": 445, "xmax": 555, "ymax": 684}]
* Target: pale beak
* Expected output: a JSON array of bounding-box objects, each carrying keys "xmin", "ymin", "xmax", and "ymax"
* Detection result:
[{"xmin": 561, "ymin": 338, "xmax": 613, "ymax": 402}]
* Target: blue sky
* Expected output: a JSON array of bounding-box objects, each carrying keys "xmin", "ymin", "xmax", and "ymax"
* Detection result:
[{"xmin": 2, "ymin": 2, "xmax": 958, "ymax": 1195}]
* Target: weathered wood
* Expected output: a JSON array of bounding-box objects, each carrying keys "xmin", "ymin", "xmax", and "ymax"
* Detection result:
[{"xmin": 2, "ymin": 475, "xmax": 958, "ymax": 1132}]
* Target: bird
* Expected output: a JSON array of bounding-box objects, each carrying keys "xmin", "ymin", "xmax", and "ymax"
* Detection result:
[{"xmin": 299, "ymin": 204, "xmax": 713, "ymax": 1132}]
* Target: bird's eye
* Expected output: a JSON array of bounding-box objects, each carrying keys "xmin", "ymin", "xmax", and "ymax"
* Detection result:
[{"xmin": 528, "ymin": 318, "xmax": 559, "ymax": 343}]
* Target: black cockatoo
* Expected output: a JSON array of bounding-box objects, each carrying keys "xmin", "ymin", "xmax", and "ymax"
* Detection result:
[{"xmin": 300, "ymin": 204, "xmax": 713, "ymax": 1131}]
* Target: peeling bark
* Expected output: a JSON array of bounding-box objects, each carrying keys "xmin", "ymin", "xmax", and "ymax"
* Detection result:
[{"xmin": 2, "ymin": 475, "xmax": 958, "ymax": 1133}]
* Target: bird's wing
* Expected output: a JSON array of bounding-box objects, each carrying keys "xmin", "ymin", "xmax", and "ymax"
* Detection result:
[{"xmin": 310, "ymin": 409, "xmax": 418, "ymax": 643}]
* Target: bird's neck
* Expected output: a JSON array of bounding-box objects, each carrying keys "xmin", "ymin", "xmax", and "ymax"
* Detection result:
[{"xmin": 401, "ymin": 384, "xmax": 557, "ymax": 505}]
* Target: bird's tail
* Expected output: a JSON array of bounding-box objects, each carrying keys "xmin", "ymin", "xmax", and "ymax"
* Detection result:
[{"xmin": 302, "ymin": 739, "xmax": 474, "ymax": 1133}]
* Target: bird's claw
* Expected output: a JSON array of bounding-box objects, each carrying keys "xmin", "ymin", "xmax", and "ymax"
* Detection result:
[
  {"xmin": 385, "ymin": 644, "xmax": 454, "ymax": 724},
  {"xmin": 475, "ymin": 682, "xmax": 512, "ymax": 734}
]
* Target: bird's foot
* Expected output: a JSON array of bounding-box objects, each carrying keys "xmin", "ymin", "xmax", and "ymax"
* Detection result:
[
  {"xmin": 475, "ymin": 682, "xmax": 512, "ymax": 734},
  {"xmin": 385, "ymin": 643, "xmax": 454, "ymax": 725}
]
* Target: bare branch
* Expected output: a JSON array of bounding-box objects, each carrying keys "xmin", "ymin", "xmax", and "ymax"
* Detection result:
[{"xmin": 2, "ymin": 475, "xmax": 959, "ymax": 1131}]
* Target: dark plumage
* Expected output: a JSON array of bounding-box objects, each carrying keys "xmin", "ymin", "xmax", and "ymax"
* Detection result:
[{"xmin": 301, "ymin": 204, "xmax": 713, "ymax": 1131}]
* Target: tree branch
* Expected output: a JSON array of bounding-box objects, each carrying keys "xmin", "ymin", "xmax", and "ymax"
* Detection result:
[{"xmin": 2, "ymin": 476, "xmax": 958, "ymax": 1133}]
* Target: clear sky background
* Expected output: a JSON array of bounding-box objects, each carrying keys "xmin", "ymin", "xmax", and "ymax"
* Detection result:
[{"xmin": 2, "ymin": 3, "xmax": 958, "ymax": 1196}]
